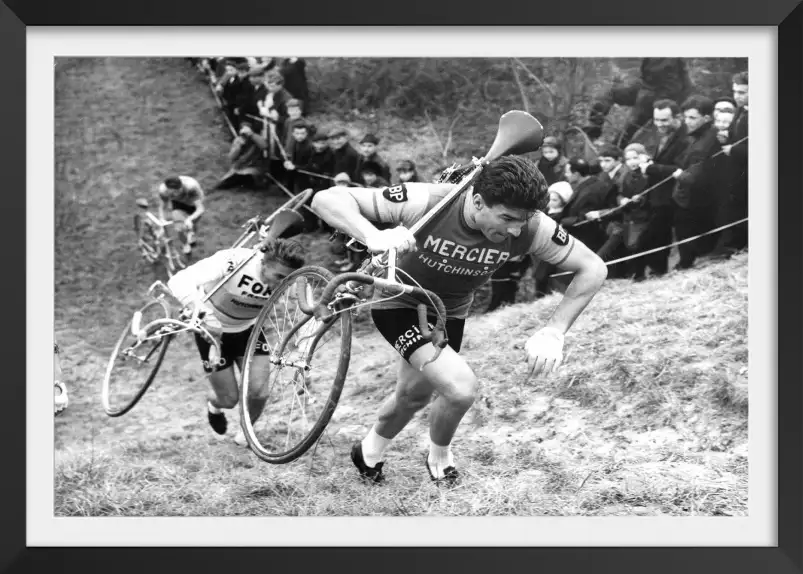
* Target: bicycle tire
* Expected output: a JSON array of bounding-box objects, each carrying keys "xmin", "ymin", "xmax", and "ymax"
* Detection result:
[
  {"xmin": 101, "ymin": 299, "xmax": 174, "ymax": 417},
  {"xmin": 240, "ymin": 266, "xmax": 353, "ymax": 464}
]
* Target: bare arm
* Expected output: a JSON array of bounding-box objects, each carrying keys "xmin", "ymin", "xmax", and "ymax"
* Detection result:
[
  {"xmin": 527, "ymin": 213, "xmax": 607, "ymax": 335},
  {"xmin": 545, "ymin": 239, "xmax": 607, "ymax": 335}
]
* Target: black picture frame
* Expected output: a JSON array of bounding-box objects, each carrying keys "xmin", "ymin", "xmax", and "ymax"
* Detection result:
[{"xmin": 4, "ymin": 0, "xmax": 801, "ymax": 572}]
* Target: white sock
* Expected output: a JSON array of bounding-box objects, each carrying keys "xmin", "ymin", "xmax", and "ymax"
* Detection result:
[
  {"xmin": 427, "ymin": 441, "xmax": 455, "ymax": 478},
  {"xmin": 361, "ymin": 427, "xmax": 391, "ymax": 467},
  {"xmin": 207, "ymin": 401, "xmax": 222, "ymax": 414}
]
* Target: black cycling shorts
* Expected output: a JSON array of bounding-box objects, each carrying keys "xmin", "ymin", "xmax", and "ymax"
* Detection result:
[
  {"xmin": 371, "ymin": 307, "xmax": 464, "ymax": 363},
  {"xmin": 171, "ymin": 202, "xmax": 198, "ymax": 217},
  {"xmin": 194, "ymin": 325, "xmax": 270, "ymax": 373}
]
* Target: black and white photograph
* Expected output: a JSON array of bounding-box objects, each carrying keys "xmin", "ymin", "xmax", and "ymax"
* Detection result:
[
  {"xmin": 20, "ymin": 21, "xmax": 787, "ymax": 554},
  {"xmin": 52, "ymin": 53, "xmax": 751, "ymax": 517}
]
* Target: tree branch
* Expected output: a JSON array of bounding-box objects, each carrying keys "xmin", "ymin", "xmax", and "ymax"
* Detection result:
[{"xmin": 510, "ymin": 60, "xmax": 531, "ymax": 113}]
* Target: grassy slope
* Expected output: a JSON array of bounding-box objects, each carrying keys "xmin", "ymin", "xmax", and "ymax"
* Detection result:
[{"xmin": 54, "ymin": 58, "xmax": 747, "ymax": 517}]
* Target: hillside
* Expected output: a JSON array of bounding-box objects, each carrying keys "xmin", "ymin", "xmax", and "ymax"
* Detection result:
[{"xmin": 54, "ymin": 58, "xmax": 747, "ymax": 517}]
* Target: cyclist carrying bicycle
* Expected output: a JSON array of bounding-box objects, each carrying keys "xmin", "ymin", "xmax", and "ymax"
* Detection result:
[
  {"xmin": 166, "ymin": 238, "xmax": 306, "ymax": 445},
  {"xmin": 311, "ymin": 155, "xmax": 607, "ymax": 486},
  {"xmin": 157, "ymin": 175, "xmax": 206, "ymax": 256}
]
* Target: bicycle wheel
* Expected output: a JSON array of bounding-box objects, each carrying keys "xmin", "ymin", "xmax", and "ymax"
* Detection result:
[
  {"xmin": 101, "ymin": 299, "xmax": 174, "ymax": 417},
  {"xmin": 241, "ymin": 266, "xmax": 353, "ymax": 464}
]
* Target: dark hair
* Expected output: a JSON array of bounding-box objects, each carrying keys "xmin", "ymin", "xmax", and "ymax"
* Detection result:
[
  {"xmin": 567, "ymin": 158, "xmax": 592, "ymax": 177},
  {"xmin": 472, "ymin": 155, "xmax": 549, "ymax": 212},
  {"xmin": 292, "ymin": 122, "xmax": 309, "ymax": 132},
  {"xmin": 164, "ymin": 176, "xmax": 182, "ymax": 189},
  {"xmin": 262, "ymin": 238, "xmax": 305, "ymax": 269},
  {"xmin": 652, "ymin": 98, "xmax": 680, "ymax": 115},
  {"xmin": 681, "ymin": 95, "xmax": 714, "ymax": 117},
  {"xmin": 732, "ymin": 71, "xmax": 749, "ymax": 85},
  {"xmin": 597, "ymin": 144, "xmax": 623, "ymax": 161}
]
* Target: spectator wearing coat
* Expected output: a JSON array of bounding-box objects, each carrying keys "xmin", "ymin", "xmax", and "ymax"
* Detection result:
[
  {"xmin": 536, "ymin": 136, "xmax": 569, "ymax": 186},
  {"xmin": 631, "ymin": 98, "xmax": 689, "ymax": 277}
]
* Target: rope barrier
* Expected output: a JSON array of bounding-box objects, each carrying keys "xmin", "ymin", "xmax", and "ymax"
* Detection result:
[
  {"xmin": 548, "ymin": 217, "xmax": 748, "ymax": 278},
  {"xmin": 570, "ymin": 135, "xmax": 748, "ymax": 229}
]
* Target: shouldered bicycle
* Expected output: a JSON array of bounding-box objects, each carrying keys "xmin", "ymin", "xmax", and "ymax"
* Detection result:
[
  {"xmin": 101, "ymin": 189, "xmax": 314, "ymax": 417},
  {"xmin": 234, "ymin": 111, "xmax": 544, "ymax": 464}
]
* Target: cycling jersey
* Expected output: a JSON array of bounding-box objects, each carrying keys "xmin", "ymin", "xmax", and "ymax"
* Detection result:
[
  {"xmin": 166, "ymin": 247, "xmax": 274, "ymax": 333},
  {"xmin": 158, "ymin": 176, "xmax": 205, "ymax": 210},
  {"xmin": 361, "ymin": 182, "xmax": 576, "ymax": 319}
]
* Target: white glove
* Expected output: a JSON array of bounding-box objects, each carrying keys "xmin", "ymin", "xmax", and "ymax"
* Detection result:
[
  {"xmin": 364, "ymin": 226, "xmax": 417, "ymax": 255},
  {"xmin": 524, "ymin": 327, "xmax": 565, "ymax": 380}
]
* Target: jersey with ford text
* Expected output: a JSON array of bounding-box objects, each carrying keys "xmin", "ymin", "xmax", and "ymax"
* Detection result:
[
  {"xmin": 166, "ymin": 248, "xmax": 273, "ymax": 333},
  {"xmin": 359, "ymin": 182, "xmax": 576, "ymax": 319}
]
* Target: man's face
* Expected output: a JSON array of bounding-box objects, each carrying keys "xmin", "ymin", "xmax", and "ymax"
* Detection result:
[
  {"xmin": 599, "ymin": 156, "xmax": 620, "ymax": 174},
  {"xmin": 653, "ymin": 107, "xmax": 677, "ymax": 134},
  {"xmin": 362, "ymin": 172, "xmax": 378, "ymax": 186},
  {"xmin": 329, "ymin": 135, "xmax": 348, "ymax": 150},
  {"xmin": 287, "ymin": 106, "xmax": 302, "ymax": 120},
  {"xmin": 398, "ymin": 169, "xmax": 415, "ymax": 182},
  {"xmin": 260, "ymin": 259, "xmax": 296, "ymax": 286},
  {"xmin": 266, "ymin": 80, "xmax": 282, "ymax": 93},
  {"xmin": 360, "ymin": 142, "xmax": 377, "ymax": 157},
  {"xmin": 732, "ymin": 83, "xmax": 748, "ymax": 108},
  {"xmin": 714, "ymin": 112, "xmax": 734, "ymax": 132},
  {"xmin": 225, "ymin": 65, "xmax": 236, "ymax": 76},
  {"xmin": 541, "ymin": 147, "xmax": 559, "ymax": 161},
  {"xmin": 683, "ymin": 107, "xmax": 710, "ymax": 133},
  {"xmin": 312, "ymin": 140, "xmax": 328, "ymax": 152},
  {"xmin": 292, "ymin": 128, "xmax": 308, "ymax": 143},
  {"xmin": 249, "ymin": 74, "xmax": 263, "ymax": 86},
  {"xmin": 473, "ymin": 195, "xmax": 534, "ymax": 243}
]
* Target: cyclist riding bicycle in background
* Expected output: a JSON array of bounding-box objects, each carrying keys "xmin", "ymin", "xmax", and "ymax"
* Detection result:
[
  {"xmin": 54, "ymin": 342, "xmax": 69, "ymax": 416},
  {"xmin": 166, "ymin": 238, "xmax": 306, "ymax": 446},
  {"xmin": 312, "ymin": 155, "xmax": 607, "ymax": 486},
  {"xmin": 157, "ymin": 175, "xmax": 207, "ymax": 256}
]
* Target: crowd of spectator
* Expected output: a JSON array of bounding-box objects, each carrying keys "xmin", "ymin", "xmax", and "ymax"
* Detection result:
[
  {"xmin": 489, "ymin": 63, "xmax": 749, "ymax": 309},
  {"xmin": 194, "ymin": 56, "xmax": 430, "ymax": 272},
  {"xmin": 191, "ymin": 58, "xmax": 748, "ymax": 312}
]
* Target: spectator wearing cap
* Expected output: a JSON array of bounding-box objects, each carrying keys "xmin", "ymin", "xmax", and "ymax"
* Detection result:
[
  {"xmin": 630, "ymin": 98, "xmax": 689, "ymax": 277},
  {"xmin": 356, "ymin": 134, "xmax": 392, "ymax": 182},
  {"xmin": 237, "ymin": 63, "xmax": 270, "ymax": 122},
  {"xmin": 329, "ymin": 128, "xmax": 361, "ymax": 182},
  {"xmin": 671, "ymin": 95, "xmax": 721, "ymax": 270},
  {"xmin": 228, "ymin": 61, "xmax": 255, "ymax": 130},
  {"xmin": 537, "ymin": 136, "xmax": 569, "ymax": 186},
  {"xmin": 358, "ymin": 160, "xmax": 390, "ymax": 189},
  {"xmin": 395, "ymin": 160, "xmax": 420, "ymax": 184},
  {"xmin": 713, "ymin": 96, "xmax": 737, "ymax": 118},
  {"xmin": 215, "ymin": 60, "xmax": 242, "ymax": 128},
  {"xmin": 559, "ymin": 158, "xmax": 613, "ymax": 254},
  {"xmin": 283, "ymin": 99, "xmax": 312, "ymax": 156},
  {"xmin": 333, "ymin": 172, "xmax": 352, "ymax": 187},
  {"xmin": 585, "ymin": 58, "xmax": 692, "ymax": 148}
]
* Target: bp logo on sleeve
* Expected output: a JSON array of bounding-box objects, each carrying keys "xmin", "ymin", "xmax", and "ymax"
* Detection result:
[
  {"xmin": 382, "ymin": 184, "xmax": 408, "ymax": 203},
  {"xmin": 552, "ymin": 224, "xmax": 569, "ymax": 246}
]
